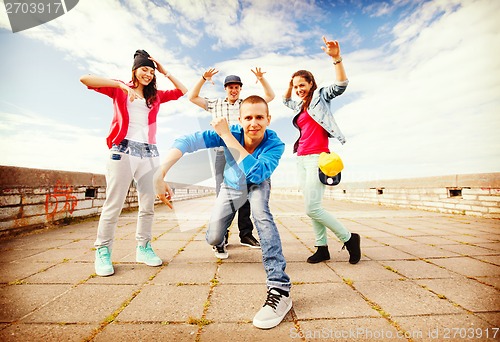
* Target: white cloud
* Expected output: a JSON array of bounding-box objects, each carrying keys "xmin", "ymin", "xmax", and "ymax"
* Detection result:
[
  {"xmin": 0, "ymin": 106, "xmax": 107, "ymax": 173},
  {"xmin": 334, "ymin": 0, "xmax": 500, "ymax": 180},
  {"xmin": 165, "ymin": 0, "xmax": 323, "ymax": 53}
]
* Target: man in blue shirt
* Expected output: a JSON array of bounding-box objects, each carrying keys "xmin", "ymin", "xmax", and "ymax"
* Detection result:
[
  {"xmin": 189, "ymin": 68, "xmax": 275, "ymax": 249},
  {"xmin": 154, "ymin": 95, "xmax": 292, "ymax": 329}
]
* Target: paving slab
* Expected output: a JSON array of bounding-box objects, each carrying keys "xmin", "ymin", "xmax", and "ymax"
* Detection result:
[
  {"xmin": 0, "ymin": 323, "xmax": 98, "ymax": 342},
  {"xmin": 117, "ymin": 284, "xmax": 210, "ymax": 323},
  {"xmin": 85, "ymin": 264, "xmax": 159, "ymax": 285},
  {"xmin": 205, "ymin": 284, "xmax": 286, "ymax": 323},
  {"xmin": 353, "ymin": 279, "xmax": 464, "ymax": 316},
  {"xmin": 330, "ymin": 260, "xmax": 402, "ymax": 282},
  {"xmin": 2, "ymin": 248, "xmax": 52, "ymax": 263},
  {"xmin": 361, "ymin": 245, "xmax": 418, "ymax": 261},
  {"xmin": 152, "ymin": 262, "xmax": 218, "ymax": 285},
  {"xmin": 94, "ymin": 323, "xmax": 199, "ymax": 342},
  {"xmin": 292, "ymin": 283, "xmax": 377, "ymax": 319},
  {"xmin": 286, "ymin": 261, "xmax": 343, "ymax": 284},
  {"xmin": 0, "ymin": 284, "xmax": 71, "ymax": 322},
  {"xmin": 391, "ymin": 243, "xmax": 462, "ymax": 258},
  {"xmin": 429, "ymin": 256, "xmax": 500, "ymax": 277},
  {"xmin": 280, "ymin": 240, "xmax": 316, "ymax": 262},
  {"xmin": 298, "ymin": 317, "xmax": 401, "ymax": 341},
  {"xmin": 0, "ymin": 261, "xmax": 53, "ymax": 284},
  {"xmin": 415, "ymin": 277, "xmax": 500, "ymax": 312},
  {"xmin": 382, "ymin": 259, "xmax": 461, "ymax": 279},
  {"xmin": 395, "ymin": 314, "xmax": 499, "ymax": 342},
  {"xmin": 21, "ymin": 284, "xmax": 140, "ymax": 323},
  {"xmin": 200, "ymin": 321, "xmax": 297, "ymax": 341},
  {"xmin": 217, "ymin": 262, "xmax": 267, "ymax": 284},
  {"xmin": 24, "ymin": 262, "xmax": 95, "ymax": 284},
  {"xmin": 0, "ymin": 195, "xmax": 498, "ymax": 341},
  {"xmin": 475, "ymin": 276, "xmax": 500, "ymax": 289}
]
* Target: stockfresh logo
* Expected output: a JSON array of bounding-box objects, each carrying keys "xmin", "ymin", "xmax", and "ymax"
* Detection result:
[{"xmin": 4, "ymin": 0, "xmax": 79, "ymax": 33}]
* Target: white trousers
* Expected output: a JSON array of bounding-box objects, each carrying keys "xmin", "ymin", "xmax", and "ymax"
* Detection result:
[{"xmin": 94, "ymin": 150, "xmax": 159, "ymax": 249}]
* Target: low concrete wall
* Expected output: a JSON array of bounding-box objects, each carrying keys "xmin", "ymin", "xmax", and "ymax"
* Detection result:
[
  {"xmin": 275, "ymin": 172, "xmax": 500, "ymax": 219},
  {"xmin": 0, "ymin": 166, "xmax": 214, "ymax": 236}
]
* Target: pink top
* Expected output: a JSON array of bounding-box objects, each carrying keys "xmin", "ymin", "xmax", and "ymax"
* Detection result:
[
  {"xmin": 89, "ymin": 80, "xmax": 183, "ymax": 148},
  {"xmin": 296, "ymin": 110, "xmax": 329, "ymax": 156}
]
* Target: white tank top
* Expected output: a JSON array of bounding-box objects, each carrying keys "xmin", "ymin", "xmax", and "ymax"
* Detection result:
[{"xmin": 125, "ymin": 97, "xmax": 149, "ymax": 143}]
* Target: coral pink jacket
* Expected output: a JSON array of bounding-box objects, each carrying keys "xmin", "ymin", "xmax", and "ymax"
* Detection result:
[{"xmin": 89, "ymin": 80, "xmax": 183, "ymax": 148}]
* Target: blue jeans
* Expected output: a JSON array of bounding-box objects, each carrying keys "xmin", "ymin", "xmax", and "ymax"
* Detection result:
[
  {"xmin": 214, "ymin": 150, "xmax": 254, "ymax": 238},
  {"xmin": 206, "ymin": 179, "xmax": 291, "ymax": 292},
  {"xmin": 297, "ymin": 154, "xmax": 351, "ymax": 246}
]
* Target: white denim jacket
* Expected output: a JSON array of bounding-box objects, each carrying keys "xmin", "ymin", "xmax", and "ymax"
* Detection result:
[{"xmin": 283, "ymin": 80, "xmax": 349, "ymax": 153}]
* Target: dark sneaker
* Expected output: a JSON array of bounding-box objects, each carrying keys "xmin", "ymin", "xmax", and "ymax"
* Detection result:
[
  {"xmin": 253, "ymin": 288, "xmax": 292, "ymax": 329},
  {"xmin": 240, "ymin": 234, "xmax": 261, "ymax": 249},
  {"xmin": 307, "ymin": 245, "xmax": 330, "ymax": 263},
  {"xmin": 342, "ymin": 233, "xmax": 361, "ymax": 264},
  {"xmin": 213, "ymin": 244, "xmax": 228, "ymax": 259}
]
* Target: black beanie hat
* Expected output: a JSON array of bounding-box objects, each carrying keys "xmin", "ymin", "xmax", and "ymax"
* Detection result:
[{"xmin": 132, "ymin": 50, "xmax": 155, "ymax": 70}]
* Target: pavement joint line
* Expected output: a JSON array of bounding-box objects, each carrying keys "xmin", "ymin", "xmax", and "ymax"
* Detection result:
[
  {"xmin": 151, "ymin": 222, "xmax": 183, "ymax": 241},
  {"xmin": 10, "ymin": 285, "xmax": 74, "ymax": 325},
  {"xmin": 6, "ymin": 256, "xmax": 77, "ymax": 286},
  {"xmin": 264, "ymin": 218, "xmax": 307, "ymax": 337},
  {"xmin": 373, "ymin": 256, "xmax": 496, "ymax": 330},
  {"xmin": 194, "ymin": 264, "xmax": 220, "ymax": 341},
  {"xmin": 417, "ymin": 282, "xmax": 475, "ymax": 315},
  {"xmin": 277, "ymin": 217, "xmax": 315, "ymax": 254},
  {"xmin": 289, "ymin": 307, "xmax": 306, "ymax": 341},
  {"xmin": 83, "ymin": 289, "xmax": 142, "ymax": 342},
  {"xmin": 338, "ymin": 273, "xmax": 415, "ymax": 342}
]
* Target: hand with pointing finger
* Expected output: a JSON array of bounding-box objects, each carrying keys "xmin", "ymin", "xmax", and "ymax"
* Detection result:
[{"xmin": 321, "ymin": 35, "xmax": 341, "ymax": 59}]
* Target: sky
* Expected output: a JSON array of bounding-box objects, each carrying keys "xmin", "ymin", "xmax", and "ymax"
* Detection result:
[{"xmin": 0, "ymin": 0, "xmax": 499, "ymax": 188}]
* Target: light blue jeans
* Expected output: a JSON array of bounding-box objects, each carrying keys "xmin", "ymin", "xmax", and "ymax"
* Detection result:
[
  {"xmin": 297, "ymin": 154, "xmax": 351, "ymax": 246},
  {"xmin": 206, "ymin": 179, "xmax": 291, "ymax": 292}
]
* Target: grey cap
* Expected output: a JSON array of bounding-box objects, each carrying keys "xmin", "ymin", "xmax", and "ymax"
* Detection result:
[{"xmin": 224, "ymin": 75, "xmax": 243, "ymax": 87}]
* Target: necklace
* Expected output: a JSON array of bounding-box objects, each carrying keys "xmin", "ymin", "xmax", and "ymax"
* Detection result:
[{"xmin": 133, "ymin": 89, "xmax": 144, "ymax": 100}]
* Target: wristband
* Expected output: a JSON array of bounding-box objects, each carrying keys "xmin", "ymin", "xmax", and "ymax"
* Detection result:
[
  {"xmin": 202, "ymin": 76, "xmax": 207, "ymax": 81},
  {"xmin": 333, "ymin": 57, "xmax": 343, "ymax": 65}
]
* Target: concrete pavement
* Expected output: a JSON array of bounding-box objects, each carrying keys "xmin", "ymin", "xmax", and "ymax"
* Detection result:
[{"xmin": 0, "ymin": 194, "xmax": 499, "ymax": 341}]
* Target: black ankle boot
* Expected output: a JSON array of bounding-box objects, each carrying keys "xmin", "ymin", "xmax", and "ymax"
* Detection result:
[
  {"xmin": 343, "ymin": 233, "xmax": 361, "ymax": 264},
  {"xmin": 307, "ymin": 246, "xmax": 330, "ymax": 263}
]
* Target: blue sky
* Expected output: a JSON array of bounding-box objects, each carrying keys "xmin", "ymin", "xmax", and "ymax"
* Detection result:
[{"xmin": 0, "ymin": 0, "xmax": 499, "ymax": 187}]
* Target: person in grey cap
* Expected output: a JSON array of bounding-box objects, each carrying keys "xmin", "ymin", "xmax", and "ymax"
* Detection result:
[
  {"xmin": 188, "ymin": 67, "xmax": 275, "ymax": 256},
  {"xmin": 80, "ymin": 50, "xmax": 188, "ymax": 276}
]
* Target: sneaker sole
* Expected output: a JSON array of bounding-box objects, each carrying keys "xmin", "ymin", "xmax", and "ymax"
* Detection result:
[
  {"xmin": 214, "ymin": 254, "xmax": 228, "ymax": 259},
  {"xmin": 306, "ymin": 257, "xmax": 330, "ymax": 264},
  {"xmin": 95, "ymin": 268, "xmax": 114, "ymax": 277},
  {"xmin": 136, "ymin": 259, "xmax": 162, "ymax": 266},
  {"xmin": 240, "ymin": 242, "xmax": 261, "ymax": 249},
  {"xmin": 252, "ymin": 300, "xmax": 293, "ymax": 329}
]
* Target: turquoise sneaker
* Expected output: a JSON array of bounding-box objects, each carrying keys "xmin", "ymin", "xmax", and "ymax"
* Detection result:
[
  {"xmin": 95, "ymin": 246, "xmax": 114, "ymax": 276},
  {"xmin": 136, "ymin": 241, "xmax": 162, "ymax": 266}
]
